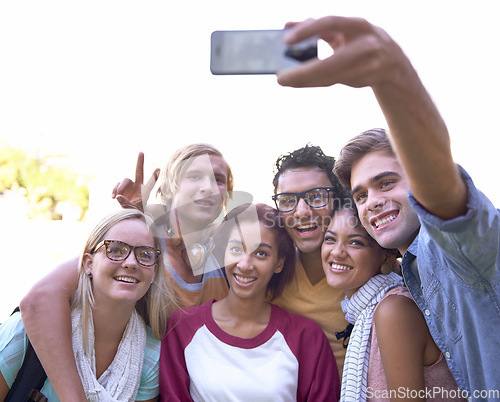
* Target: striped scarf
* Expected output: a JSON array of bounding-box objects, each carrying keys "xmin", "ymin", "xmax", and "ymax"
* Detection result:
[{"xmin": 340, "ymin": 272, "xmax": 404, "ymax": 401}]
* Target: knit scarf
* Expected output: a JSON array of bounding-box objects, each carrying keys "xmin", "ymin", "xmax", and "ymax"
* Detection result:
[
  {"xmin": 71, "ymin": 306, "xmax": 147, "ymax": 401},
  {"xmin": 340, "ymin": 272, "xmax": 404, "ymax": 402}
]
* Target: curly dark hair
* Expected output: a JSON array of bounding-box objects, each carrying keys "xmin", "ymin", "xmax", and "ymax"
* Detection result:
[{"xmin": 272, "ymin": 143, "xmax": 349, "ymax": 204}]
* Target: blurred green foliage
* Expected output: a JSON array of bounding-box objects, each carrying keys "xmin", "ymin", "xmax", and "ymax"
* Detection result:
[{"xmin": 0, "ymin": 142, "xmax": 90, "ymax": 220}]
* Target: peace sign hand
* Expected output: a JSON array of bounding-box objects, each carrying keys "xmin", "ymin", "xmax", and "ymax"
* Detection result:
[{"xmin": 111, "ymin": 152, "xmax": 160, "ymax": 212}]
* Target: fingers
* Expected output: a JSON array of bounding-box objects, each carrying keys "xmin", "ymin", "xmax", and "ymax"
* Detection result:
[
  {"xmin": 113, "ymin": 178, "xmax": 134, "ymax": 197},
  {"xmin": 283, "ymin": 21, "xmax": 297, "ymax": 30},
  {"xmin": 278, "ymin": 16, "xmax": 350, "ymax": 87},
  {"xmin": 115, "ymin": 194, "xmax": 138, "ymax": 210},
  {"xmin": 111, "ymin": 182, "xmax": 120, "ymax": 199},
  {"xmin": 283, "ymin": 16, "xmax": 344, "ymax": 45},
  {"xmin": 277, "ymin": 16, "xmax": 383, "ymax": 88},
  {"xmin": 143, "ymin": 168, "xmax": 161, "ymax": 200},
  {"xmin": 277, "ymin": 39, "xmax": 370, "ymax": 88},
  {"xmin": 135, "ymin": 152, "xmax": 145, "ymax": 184},
  {"xmin": 284, "ymin": 16, "xmax": 370, "ymax": 45},
  {"xmin": 277, "ymin": 58, "xmax": 338, "ymax": 88}
]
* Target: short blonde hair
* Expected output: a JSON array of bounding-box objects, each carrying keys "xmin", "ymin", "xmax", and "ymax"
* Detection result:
[
  {"xmin": 71, "ymin": 209, "xmax": 177, "ymax": 347},
  {"xmin": 156, "ymin": 143, "xmax": 234, "ymax": 207}
]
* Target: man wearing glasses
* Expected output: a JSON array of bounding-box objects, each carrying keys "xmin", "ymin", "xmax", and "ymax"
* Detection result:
[{"xmin": 270, "ymin": 144, "xmax": 350, "ymax": 377}]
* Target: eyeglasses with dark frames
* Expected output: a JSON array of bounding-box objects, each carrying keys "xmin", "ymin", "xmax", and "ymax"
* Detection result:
[
  {"xmin": 94, "ymin": 240, "xmax": 160, "ymax": 267},
  {"xmin": 272, "ymin": 187, "xmax": 335, "ymax": 213}
]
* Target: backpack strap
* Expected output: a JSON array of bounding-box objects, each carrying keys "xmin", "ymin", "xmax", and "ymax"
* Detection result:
[{"xmin": 4, "ymin": 307, "xmax": 48, "ymax": 402}]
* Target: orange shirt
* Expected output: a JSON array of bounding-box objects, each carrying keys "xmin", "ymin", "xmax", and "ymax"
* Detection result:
[
  {"xmin": 161, "ymin": 241, "xmax": 229, "ymax": 309},
  {"xmin": 272, "ymin": 255, "xmax": 348, "ymax": 377}
]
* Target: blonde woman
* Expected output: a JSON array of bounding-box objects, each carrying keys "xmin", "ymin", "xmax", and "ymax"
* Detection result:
[
  {"xmin": 1, "ymin": 209, "xmax": 176, "ymax": 401},
  {"xmin": 19, "ymin": 144, "xmax": 233, "ymax": 399}
]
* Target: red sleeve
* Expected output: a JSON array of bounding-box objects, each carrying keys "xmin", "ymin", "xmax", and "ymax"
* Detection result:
[
  {"xmin": 159, "ymin": 308, "xmax": 200, "ymax": 401},
  {"xmin": 303, "ymin": 326, "xmax": 341, "ymax": 401},
  {"xmin": 279, "ymin": 308, "xmax": 340, "ymax": 401}
]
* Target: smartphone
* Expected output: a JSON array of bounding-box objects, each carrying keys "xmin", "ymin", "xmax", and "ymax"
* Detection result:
[{"xmin": 210, "ymin": 29, "xmax": 318, "ymax": 75}]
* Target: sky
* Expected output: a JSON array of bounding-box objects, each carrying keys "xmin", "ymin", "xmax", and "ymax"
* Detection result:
[{"xmin": 1, "ymin": 1, "xmax": 499, "ymax": 318}]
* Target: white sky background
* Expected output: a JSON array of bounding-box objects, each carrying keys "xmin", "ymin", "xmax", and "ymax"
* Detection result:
[{"xmin": 1, "ymin": 1, "xmax": 499, "ymax": 318}]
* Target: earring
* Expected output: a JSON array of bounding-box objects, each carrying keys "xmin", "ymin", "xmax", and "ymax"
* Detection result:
[
  {"xmin": 380, "ymin": 262, "xmax": 392, "ymax": 275},
  {"xmin": 87, "ymin": 272, "xmax": 93, "ymax": 278}
]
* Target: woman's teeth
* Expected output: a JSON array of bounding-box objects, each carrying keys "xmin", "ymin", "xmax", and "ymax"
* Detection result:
[
  {"xmin": 234, "ymin": 274, "xmax": 256, "ymax": 284},
  {"xmin": 329, "ymin": 263, "xmax": 352, "ymax": 271},
  {"xmin": 115, "ymin": 276, "xmax": 138, "ymax": 283}
]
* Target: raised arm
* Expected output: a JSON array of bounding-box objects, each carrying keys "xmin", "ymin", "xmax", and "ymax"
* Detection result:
[
  {"xmin": 19, "ymin": 257, "xmax": 86, "ymax": 401},
  {"xmin": 111, "ymin": 152, "xmax": 160, "ymax": 211},
  {"xmin": 277, "ymin": 16, "xmax": 467, "ymax": 220}
]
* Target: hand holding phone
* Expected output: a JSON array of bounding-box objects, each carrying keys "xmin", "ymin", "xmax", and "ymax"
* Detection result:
[{"xmin": 210, "ymin": 29, "xmax": 318, "ymax": 75}]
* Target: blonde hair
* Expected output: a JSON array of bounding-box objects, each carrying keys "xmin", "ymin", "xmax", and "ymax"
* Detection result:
[
  {"xmin": 156, "ymin": 143, "xmax": 234, "ymax": 207},
  {"xmin": 71, "ymin": 209, "xmax": 177, "ymax": 347}
]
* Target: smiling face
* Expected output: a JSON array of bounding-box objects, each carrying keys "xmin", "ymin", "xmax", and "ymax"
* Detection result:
[
  {"xmin": 350, "ymin": 151, "xmax": 420, "ymax": 254},
  {"xmin": 276, "ymin": 167, "xmax": 334, "ymax": 256},
  {"xmin": 224, "ymin": 220, "xmax": 284, "ymax": 301},
  {"xmin": 171, "ymin": 153, "xmax": 229, "ymax": 232},
  {"xmin": 84, "ymin": 218, "xmax": 157, "ymax": 308},
  {"xmin": 321, "ymin": 208, "xmax": 390, "ymax": 298}
]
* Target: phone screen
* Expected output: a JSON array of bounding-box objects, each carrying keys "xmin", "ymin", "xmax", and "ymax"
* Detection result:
[{"xmin": 210, "ymin": 29, "xmax": 317, "ymax": 75}]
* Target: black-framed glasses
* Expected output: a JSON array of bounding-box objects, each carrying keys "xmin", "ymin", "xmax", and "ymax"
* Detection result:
[
  {"xmin": 272, "ymin": 187, "xmax": 335, "ymax": 213},
  {"xmin": 94, "ymin": 240, "xmax": 160, "ymax": 267}
]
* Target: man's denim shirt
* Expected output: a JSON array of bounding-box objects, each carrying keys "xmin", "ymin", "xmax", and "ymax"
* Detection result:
[{"xmin": 402, "ymin": 167, "xmax": 500, "ymax": 400}]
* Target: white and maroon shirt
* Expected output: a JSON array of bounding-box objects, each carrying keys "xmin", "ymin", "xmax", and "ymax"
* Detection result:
[{"xmin": 160, "ymin": 299, "xmax": 340, "ymax": 401}]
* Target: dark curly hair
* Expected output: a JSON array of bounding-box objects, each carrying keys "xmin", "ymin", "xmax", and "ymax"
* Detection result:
[{"xmin": 272, "ymin": 143, "xmax": 349, "ymax": 205}]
